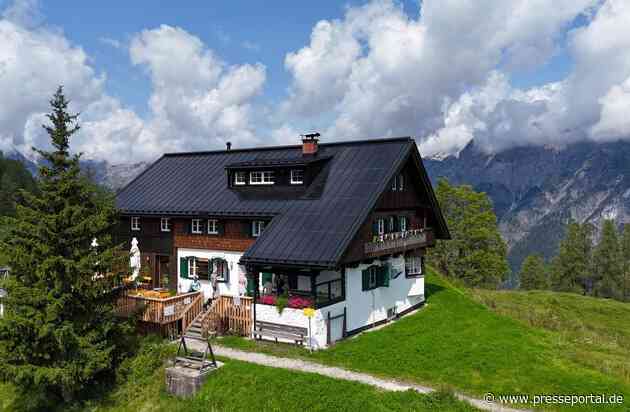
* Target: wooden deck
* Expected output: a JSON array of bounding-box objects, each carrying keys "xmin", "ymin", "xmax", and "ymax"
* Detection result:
[
  {"xmin": 116, "ymin": 289, "xmax": 203, "ymax": 338},
  {"xmin": 200, "ymin": 295, "xmax": 253, "ymax": 337}
]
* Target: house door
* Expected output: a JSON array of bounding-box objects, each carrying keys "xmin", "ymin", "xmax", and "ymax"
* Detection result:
[{"xmin": 155, "ymin": 255, "xmax": 170, "ymax": 289}]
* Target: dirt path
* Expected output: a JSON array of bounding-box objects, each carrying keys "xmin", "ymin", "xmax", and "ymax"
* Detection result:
[{"xmin": 185, "ymin": 340, "xmax": 528, "ymax": 412}]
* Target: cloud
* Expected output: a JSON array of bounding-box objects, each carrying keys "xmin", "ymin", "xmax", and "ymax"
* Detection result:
[
  {"xmin": 1, "ymin": 0, "xmax": 42, "ymax": 27},
  {"xmin": 98, "ymin": 36, "xmax": 122, "ymax": 49},
  {"xmin": 0, "ymin": 2, "xmax": 267, "ymax": 162},
  {"xmin": 282, "ymin": 0, "xmax": 613, "ymax": 156},
  {"xmin": 129, "ymin": 25, "xmax": 267, "ymax": 152}
]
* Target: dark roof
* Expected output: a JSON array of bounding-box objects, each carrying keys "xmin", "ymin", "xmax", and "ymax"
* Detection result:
[
  {"xmin": 225, "ymin": 155, "xmax": 331, "ymax": 169},
  {"xmin": 116, "ymin": 137, "xmax": 449, "ymax": 267}
]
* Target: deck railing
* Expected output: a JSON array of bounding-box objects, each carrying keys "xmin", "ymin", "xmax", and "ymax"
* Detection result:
[
  {"xmin": 116, "ymin": 289, "xmax": 203, "ymax": 326},
  {"xmin": 364, "ymin": 228, "xmax": 433, "ymax": 256},
  {"xmin": 201, "ymin": 295, "xmax": 253, "ymax": 337}
]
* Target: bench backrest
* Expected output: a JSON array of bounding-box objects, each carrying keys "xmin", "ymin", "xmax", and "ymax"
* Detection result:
[{"xmin": 255, "ymin": 320, "xmax": 308, "ymax": 336}]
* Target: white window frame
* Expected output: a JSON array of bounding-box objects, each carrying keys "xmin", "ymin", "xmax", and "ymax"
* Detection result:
[
  {"xmin": 207, "ymin": 219, "xmax": 218, "ymax": 234},
  {"xmin": 399, "ymin": 216, "xmax": 407, "ymax": 232},
  {"xmin": 160, "ymin": 217, "xmax": 171, "ymax": 232},
  {"xmin": 398, "ymin": 174, "xmax": 404, "ymax": 191},
  {"xmin": 388, "ymin": 216, "xmax": 396, "ymax": 233},
  {"xmin": 191, "ymin": 219, "xmax": 202, "ymax": 234},
  {"xmin": 252, "ymin": 220, "xmax": 265, "ymax": 237},
  {"xmin": 405, "ymin": 256, "xmax": 423, "ymax": 278},
  {"xmin": 391, "ymin": 177, "xmax": 398, "ymax": 191},
  {"xmin": 290, "ymin": 169, "xmax": 304, "ymax": 185},
  {"xmin": 377, "ymin": 219, "xmax": 385, "ymax": 235},
  {"xmin": 234, "ymin": 171, "xmax": 247, "ymax": 186},
  {"xmin": 190, "ymin": 257, "xmax": 198, "ymax": 277},
  {"xmin": 131, "ymin": 216, "xmax": 140, "ymax": 231},
  {"xmin": 250, "ymin": 170, "xmax": 274, "ymax": 185},
  {"xmin": 213, "ymin": 258, "xmax": 229, "ymax": 282}
]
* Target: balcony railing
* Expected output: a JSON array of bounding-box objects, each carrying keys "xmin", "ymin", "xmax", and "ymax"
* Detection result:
[{"xmin": 365, "ymin": 228, "xmax": 433, "ymax": 256}]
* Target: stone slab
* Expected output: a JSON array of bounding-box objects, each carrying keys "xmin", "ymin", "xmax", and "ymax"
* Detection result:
[{"xmin": 165, "ymin": 361, "xmax": 224, "ymax": 398}]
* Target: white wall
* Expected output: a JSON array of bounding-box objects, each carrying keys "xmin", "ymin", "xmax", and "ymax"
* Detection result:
[
  {"xmin": 344, "ymin": 255, "xmax": 425, "ymax": 333},
  {"xmin": 177, "ymin": 248, "xmax": 246, "ymax": 301},
  {"xmin": 255, "ymin": 300, "xmax": 346, "ymax": 349}
]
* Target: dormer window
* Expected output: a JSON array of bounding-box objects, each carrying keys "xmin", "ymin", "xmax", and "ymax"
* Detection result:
[
  {"xmin": 161, "ymin": 217, "xmax": 171, "ymax": 232},
  {"xmin": 234, "ymin": 171, "xmax": 246, "ymax": 185},
  {"xmin": 250, "ymin": 171, "xmax": 274, "ymax": 185},
  {"xmin": 252, "ymin": 220, "xmax": 265, "ymax": 237},
  {"xmin": 131, "ymin": 216, "xmax": 140, "ymax": 231},
  {"xmin": 290, "ymin": 169, "xmax": 304, "ymax": 185}
]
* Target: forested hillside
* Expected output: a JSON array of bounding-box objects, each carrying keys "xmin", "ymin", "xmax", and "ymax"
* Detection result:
[{"xmin": 0, "ymin": 152, "xmax": 37, "ymax": 217}]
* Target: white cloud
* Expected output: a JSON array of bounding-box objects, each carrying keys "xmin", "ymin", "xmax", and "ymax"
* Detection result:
[
  {"xmin": 129, "ymin": 25, "xmax": 267, "ymax": 152},
  {"xmin": 282, "ymin": 0, "xmax": 609, "ymax": 155}
]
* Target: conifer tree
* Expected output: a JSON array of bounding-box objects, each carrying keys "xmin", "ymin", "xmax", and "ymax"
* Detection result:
[
  {"xmin": 0, "ymin": 87, "xmax": 128, "ymax": 408},
  {"xmin": 431, "ymin": 178, "xmax": 509, "ymax": 288},
  {"xmin": 550, "ymin": 221, "xmax": 593, "ymax": 294},
  {"xmin": 519, "ymin": 254, "xmax": 550, "ymax": 290},
  {"xmin": 621, "ymin": 224, "xmax": 630, "ymax": 302},
  {"xmin": 593, "ymin": 219, "xmax": 624, "ymax": 299}
]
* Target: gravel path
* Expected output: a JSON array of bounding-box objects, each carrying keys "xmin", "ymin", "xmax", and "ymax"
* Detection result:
[{"xmin": 185, "ymin": 340, "xmax": 528, "ymax": 412}]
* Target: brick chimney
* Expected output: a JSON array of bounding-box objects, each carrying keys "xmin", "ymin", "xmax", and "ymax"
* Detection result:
[{"xmin": 301, "ymin": 132, "xmax": 320, "ymax": 156}]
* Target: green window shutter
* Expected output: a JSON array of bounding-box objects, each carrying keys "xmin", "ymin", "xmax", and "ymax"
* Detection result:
[
  {"xmin": 180, "ymin": 257, "xmax": 189, "ymax": 279},
  {"xmin": 218, "ymin": 220, "xmax": 225, "ymax": 236},
  {"xmin": 262, "ymin": 272, "xmax": 273, "ymax": 284},
  {"xmin": 246, "ymin": 276, "xmax": 255, "ymax": 296},
  {"xmin": 382, "ymin": 264, "xmax": 390, "ymax": 287},
  {"xmin": 362, "ymin": 268, "xmax": 369, "ymax": 291},
  {"xmin": 372, "ymin": 221, "xmax": 379, "ymax": 237}
]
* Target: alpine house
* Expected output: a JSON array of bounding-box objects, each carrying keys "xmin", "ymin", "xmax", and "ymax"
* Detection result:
[{"xmin": 115, "ymin": 134, "xmax": 450, "ymax": 348}]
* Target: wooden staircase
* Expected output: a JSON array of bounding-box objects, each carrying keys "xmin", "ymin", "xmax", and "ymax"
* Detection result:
[{"xmin": 175, "ymin": 308, "xmax": 218, "ymax": 371}]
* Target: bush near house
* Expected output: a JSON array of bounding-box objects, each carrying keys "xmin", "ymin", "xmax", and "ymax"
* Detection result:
[{"xmin": 221, "ymin": 269, "xmax": 630, "ymax": 410}]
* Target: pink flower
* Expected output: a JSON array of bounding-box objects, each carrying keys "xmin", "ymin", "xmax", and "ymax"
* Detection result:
[
  {"xmin": 259, "ymin": 295, "xmax": 276, "ymax": 305},
  {"xmin": 288, "ymin": 296, "xmax": 314, "ymax": 309}
]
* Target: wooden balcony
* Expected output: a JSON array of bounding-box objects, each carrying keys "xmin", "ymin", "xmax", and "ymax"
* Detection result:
[
  {"xmin": 364, "ymin": 228, "xmax": 434, "ymax": 257},
  {"xmin": 116, "ymin": 289, "xmax": 203, "ymax": 338}
]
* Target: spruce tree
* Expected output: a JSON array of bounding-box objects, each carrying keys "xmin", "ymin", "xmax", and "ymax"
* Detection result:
[
  {"xmin": 593, "ymin": 219, "xmax": 624, "ymax": 299},
  {"xmin": 519, "ymin": 254, "xmax": 549, "ymax": 290},
  {"xmin": 622, "ymin": 224, "xmax": 630, "ymax": 302},
  {"xmin": 0, "ymin": 87, "xmax": 128, "ymax": 408},
  {"xmin": 431, "ymin": 178, "xmax": 509, "ymax": 288},
  {"xmin": 551, "ymin": 221, "xmax": 593, "ymax": 294}
]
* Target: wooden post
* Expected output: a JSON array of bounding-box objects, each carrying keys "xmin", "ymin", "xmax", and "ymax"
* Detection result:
[
  {"xmin": 311, "ymin": 272, "xmax": 317, "ymax": 308},
  {"xmin": 342, "ymin": 306, "xmax": 347, "ymax": 338},
  {"xmin": 251, "ymin": 267, "xmax": 257, "ymax": 338},
  {"xmin": 326, "ymin": 311, "xmax": 331, "ymax": 346}
]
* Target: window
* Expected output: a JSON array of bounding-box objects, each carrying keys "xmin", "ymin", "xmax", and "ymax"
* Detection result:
[
  {"xmin": 391, "ymin": 174, "xmax": 405, "ymax": 191},
  {"xmin": 399, "ymin": 216, "xmax": 407, "ymax": 232},
  {"xmin": 191, "ymin": 219, "xmax": 202, "ymax": 234},
  {"xmin": 131, "ymin": 216, "xmax": 140, "ymax": 231},
  {"xmin": 368, "ymin": 266, "xmax": 378, "ymax": 289},
  {"xmin": 234, "ymin": 171, "xmax": 247, "ymax": 185},
  {"xmin": 250, "ymin": 170, "xmax": 274, "ymax": 185},
  {"xmin": 160, "ymin": 218, "xmax": 171, "ymax": 232},
  {"xmin": 362, "ymin": 264, "xmax": 390, "ymax": 291},
  {"xmin": 405, "ymin": 256, "xmax": 424, "ymax": 278},
  {"xmin": 252, "ymin": 220, "xmax": 265, "ymax": 237},
  {"xmin": 290, "ymin": 169, "xmax": 304, "ymax": 184},
  {"xmin": 377, "ymin": 219, "xmax": 385, "ymax": 235},
  {"xmin": 190, "ymin": 257, "xmax": 198, "ymax": 277},
  {"xmin": 388, "ymin": 216, "xmax": 396, "ymax": 233},
  {"xmin": 212, "ymin": 258, "xmax": 229, "ymax": 282},
  {"xmin": 207, "ymin": 219, "xmax": 219, "ymax": 234}
]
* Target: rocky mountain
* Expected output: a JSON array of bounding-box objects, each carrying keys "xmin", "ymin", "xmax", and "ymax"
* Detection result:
[
  {"xmin": 3, "ymin": 147, "xmax": 150, "ymax": 190},
  {"xmin": 423, "ymin": 140, "xmax": 630, "ymax": 272}
]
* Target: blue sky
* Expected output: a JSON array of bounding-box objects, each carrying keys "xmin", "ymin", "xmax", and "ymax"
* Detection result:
[
  {"xmin": 1, "ymin": 0, "xmax": 629, "ymax": 163},
  {"xmin": 40, "ymin": 1, "xmax": 416, "ymax": 114}
]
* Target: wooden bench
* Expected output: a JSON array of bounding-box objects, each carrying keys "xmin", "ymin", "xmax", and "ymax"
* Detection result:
[{"xmin": 254, "ymin": 321, "xmax": 308, "ymax": 346}]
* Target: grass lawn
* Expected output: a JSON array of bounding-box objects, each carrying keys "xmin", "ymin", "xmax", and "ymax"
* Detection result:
[
  {"xmin": 1, "ymin": 339, "xmax": 477, "ymax": 412},
  {"xmin": 219, "ymin": 269, "xmax": 630, "ymax": 410},
  {"xmin": 469, "ymin": 287, "xmax": 630, "ymax": 385}
]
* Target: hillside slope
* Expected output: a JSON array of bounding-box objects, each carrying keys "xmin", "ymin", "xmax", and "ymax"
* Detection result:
[{"xmin": 423, "ymin": 140, "xmax": 630, "ymax": 271}]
